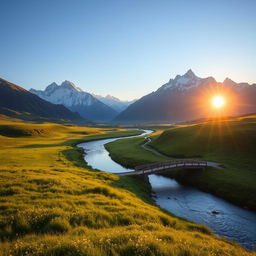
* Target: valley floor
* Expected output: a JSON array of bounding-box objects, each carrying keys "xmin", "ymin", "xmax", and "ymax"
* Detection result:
[{"xmin": 0, "ymin": 119, "xmax": 255, "ymax": 255}]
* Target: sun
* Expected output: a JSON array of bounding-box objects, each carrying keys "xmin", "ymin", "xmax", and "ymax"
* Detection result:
[{"xmin": 212, "ymin": 96, "xmax": 225, "ymax": 109}]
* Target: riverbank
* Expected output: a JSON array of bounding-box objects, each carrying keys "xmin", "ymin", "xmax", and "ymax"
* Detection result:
[
  {"xmin": 0, "ymin": 120, "xmax": 253, "ymax": 256},
  {"xmin": 104, "ymin": 132, "xmax": 169, "ymax": 169},
  {"xmin": 105, "ymin": 120, "xmax": 256, "ymax": 211}
]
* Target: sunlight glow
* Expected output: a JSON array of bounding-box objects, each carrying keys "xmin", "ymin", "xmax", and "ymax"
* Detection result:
[{"xmin": 212, "ymin": 96, "xmax": 225, "ymax": 109}]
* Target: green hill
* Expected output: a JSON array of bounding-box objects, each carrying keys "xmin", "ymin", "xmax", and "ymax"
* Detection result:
[{"xmin": 150, "ymin": 115, "xmax": 256, "ymax": 210}]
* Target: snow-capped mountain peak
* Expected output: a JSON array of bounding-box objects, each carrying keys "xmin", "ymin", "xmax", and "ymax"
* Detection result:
[
  {"xmin": 44, "ymin": 82, "xmax": 58, "ymax": 95},
  {"xmin": 184, "ymin": 69, "xmax": 196, "ymax": 77},
  {"xmin": 160, "ymin": 69, "xmax": 203, "ymax": 91},
  {"xmin": 60, "ymin": 80, "xmax": 83, "ymax": 92},
  {"xmin": 30, "ymin": 81, "xmax": 96, "ymax": 107},
  {"xmin": 30, "ymin": 81, "xmax": 118, "ymax": 122}
]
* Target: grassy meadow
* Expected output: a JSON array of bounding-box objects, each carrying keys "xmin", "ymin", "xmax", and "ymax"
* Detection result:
[{"xmin": 0, "ymin": 118, "xmax": 254, "ymax": 255}]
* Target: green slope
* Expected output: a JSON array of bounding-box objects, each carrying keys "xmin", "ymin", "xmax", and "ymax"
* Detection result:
[{"xmin": 150, "ymin": 115, "xmax": 256, "ymax": 210}]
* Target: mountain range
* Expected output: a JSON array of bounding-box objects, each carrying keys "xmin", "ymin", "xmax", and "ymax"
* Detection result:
[
  {"xmin": 114, "ymin": 69, "xmax": 256, "ymax": 123},
  {"xmin": 30, "ymin": 81, "xmax": 134, "ymax": 122},
  {"xmin": 0, "ymin": 78, "xmax": 86, "ymax": 124},
  {"xmin": 2, "ymin": 70, "xmax": 256, "ymax": 124},
  {"xmin": 30, "ymin": 81, "xmax": 120, "ymax": 122}
]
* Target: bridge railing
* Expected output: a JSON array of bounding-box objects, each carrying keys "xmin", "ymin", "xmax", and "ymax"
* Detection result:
[{"xmin": 135, "ymin": 159, "xmax": 207, "ymax": 172}]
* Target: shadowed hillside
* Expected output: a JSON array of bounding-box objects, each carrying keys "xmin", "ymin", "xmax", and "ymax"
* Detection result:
[{"xmin": 0, "ymin": 78, "xmax": 87, "ymax": 124}]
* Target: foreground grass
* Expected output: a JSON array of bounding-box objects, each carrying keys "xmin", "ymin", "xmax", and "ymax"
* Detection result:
[
  {"xmin": 150, "ymin": 115, "xmax": 256, "ymax": 211},
  {"xmin": 0, "ymin": 119, "xmax": 254, "ymax": 255}
]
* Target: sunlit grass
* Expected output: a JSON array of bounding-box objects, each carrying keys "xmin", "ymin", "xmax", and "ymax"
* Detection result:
[{"xmin": 0, "ymin": 118, "xmax": 254, "ymax": 255}]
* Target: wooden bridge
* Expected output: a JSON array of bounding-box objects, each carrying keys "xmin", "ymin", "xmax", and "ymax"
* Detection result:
[{"xmin": 116, "ymin": 160, "xmax": 208, "ymax": 176}]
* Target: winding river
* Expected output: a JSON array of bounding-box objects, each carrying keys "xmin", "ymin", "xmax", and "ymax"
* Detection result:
[{"xmin": 78, "ymin": 130, "xmax": 256, "ymax": 250}]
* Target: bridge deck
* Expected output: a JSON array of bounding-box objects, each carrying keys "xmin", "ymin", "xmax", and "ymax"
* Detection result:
[{"xmin": 116, "ymin": 160, "xmax": 207, "ymax": 176}]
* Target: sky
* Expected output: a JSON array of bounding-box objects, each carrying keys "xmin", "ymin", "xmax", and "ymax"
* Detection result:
[{"xmin": 0, "ymin": 0, "xmax": 256, "ymax": 100}]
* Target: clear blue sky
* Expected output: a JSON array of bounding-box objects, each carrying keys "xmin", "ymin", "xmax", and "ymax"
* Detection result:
[{"xmin": 0, "ymin": 0, "xmax": 255, "ymax": 100}]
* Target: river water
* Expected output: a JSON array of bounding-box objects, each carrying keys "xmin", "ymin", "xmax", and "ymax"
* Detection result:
[{"xmin": 78, "ymin": 130, "xmax": 256, "ymax": 250}]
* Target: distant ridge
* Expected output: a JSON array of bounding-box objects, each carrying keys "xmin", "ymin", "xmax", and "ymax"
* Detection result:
[
  {"xmin": 92, "ymin": 94, "xmax": 136, "ymax": 113},
  {"xmin": 0, "ymin": 78, "xmax": 87, "ymax": 124}
]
